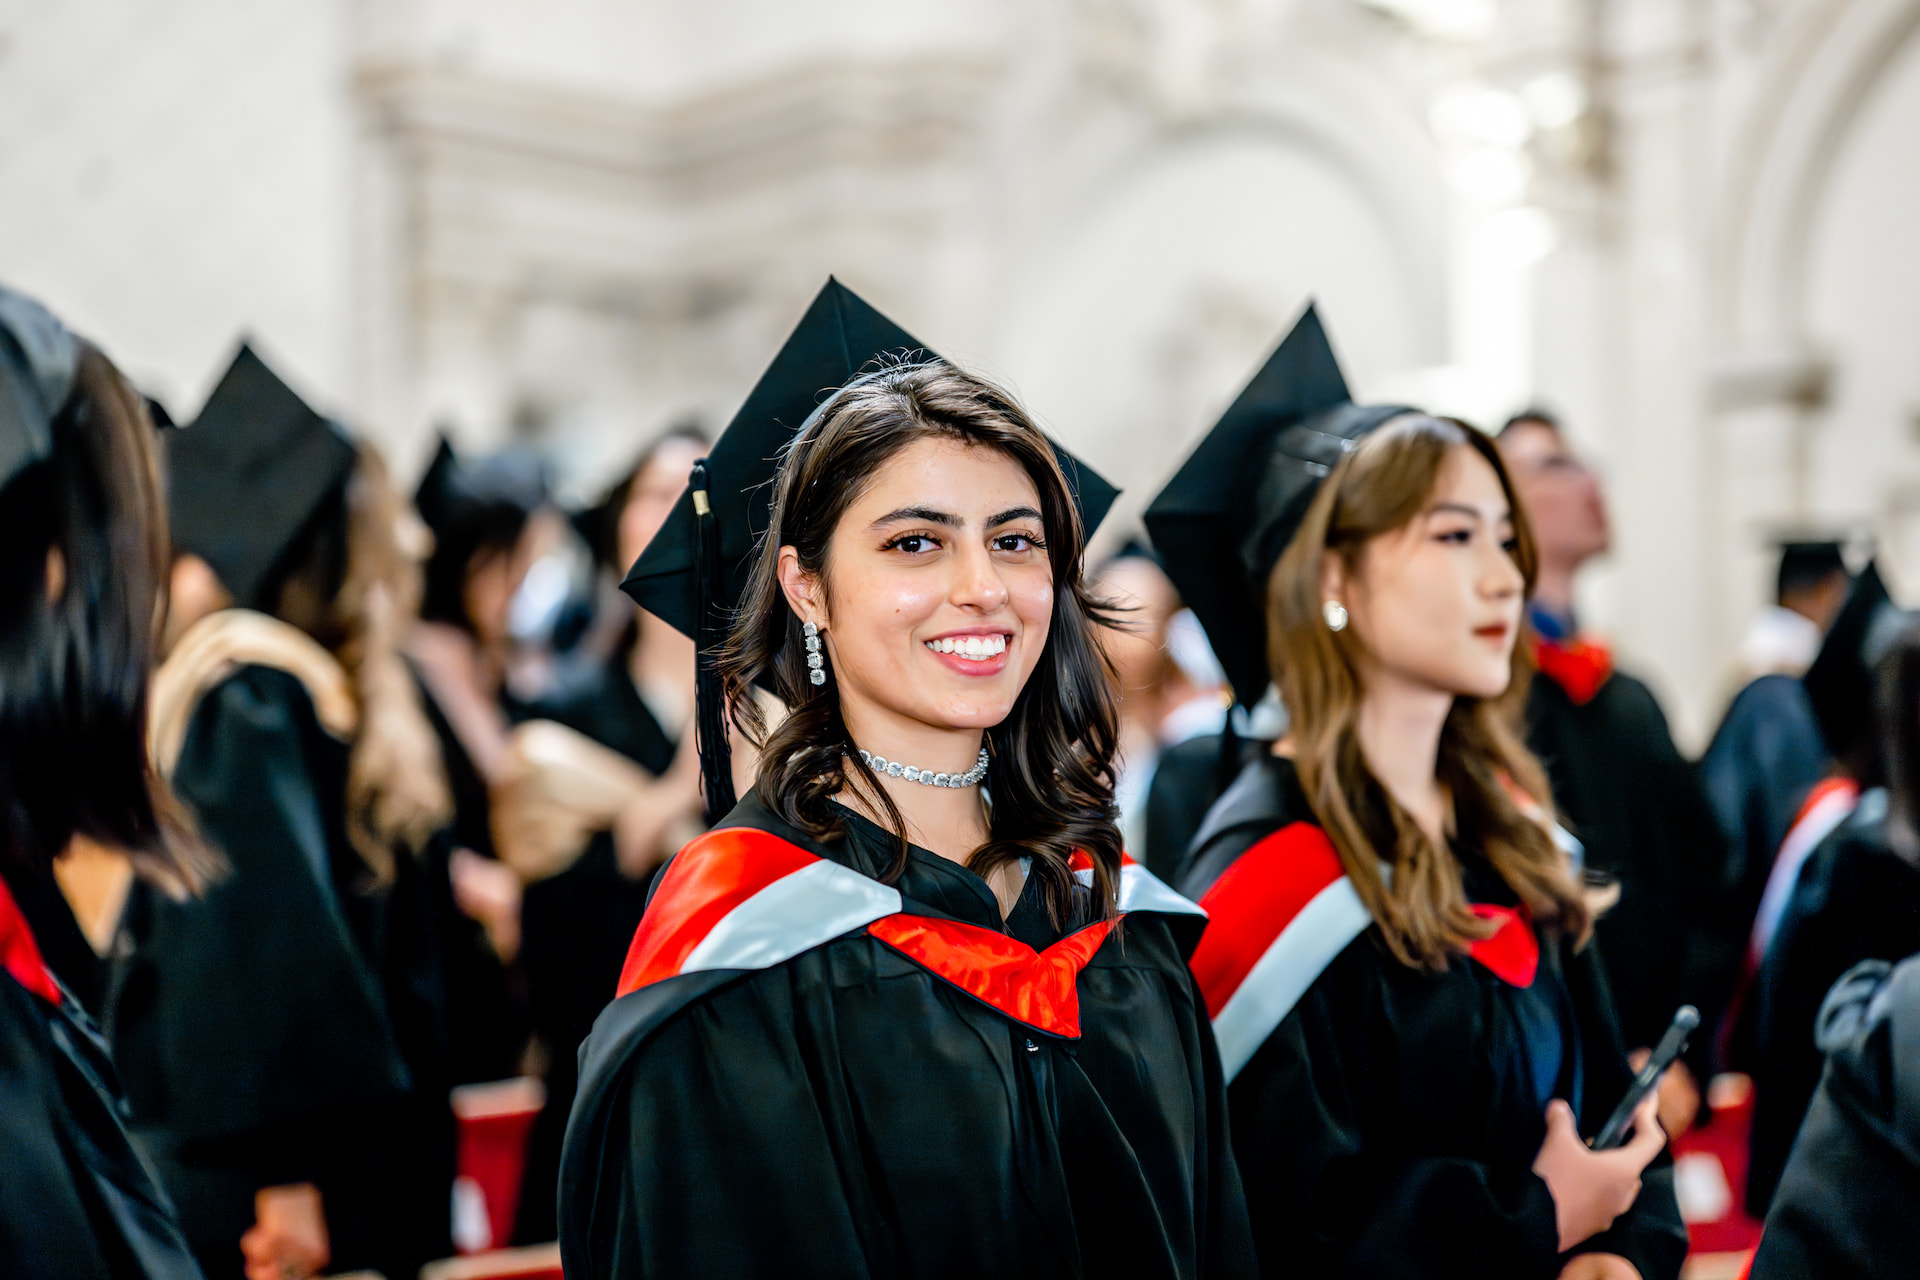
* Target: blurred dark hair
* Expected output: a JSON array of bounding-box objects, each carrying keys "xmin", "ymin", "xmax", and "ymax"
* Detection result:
[
  {"xmin": 720, "ymin": 359, "xmax": 1123, "ymax": 924},
  {"xmin": 1778, "ymin": 542, "xmax": 1848, "ymax": 605},
  {"xmin": 417, "ymin": 449, "xmax": 548, "ymax": 631},
  {"xmin": 1498, "ymin": 406, "xmax": 1562, "ymax": 437},
  {"xmin": 581, "ymin": 421, "xmax": 710, "ymax": 572},
  {"xmin": 0, "ymin": 343, "xmax": 214, "ymax": 892},
  {"xmin": 1876, "ymin": 622, "xmax": 1920, "ymax": 860}
]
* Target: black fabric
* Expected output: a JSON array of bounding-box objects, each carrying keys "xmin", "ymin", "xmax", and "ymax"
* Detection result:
[
  {"xmin": 511, "ymin": 653, "xmax": 679, "ymax": 1244},
  {"xmin": 0, "ymin": 871, "xmax": 205, "ymax": 1280},
  {"xmin": 0, "ymin": 285, "xmax": 77, "ymax": 487},
  {"xmin": 1744, "ymin": 796, "xmax": 1920, "ymax": 1215},
  {"xmin": 1142, "ymin": 732, "xmax": 1270, "ymax": 885},
  {"xmin": 1699, "ymin": 673, "xmax": 1830, "ymax": 935},
  {"xmin": 559, "ymin": 792, "xmax": 1255, "ymax": 1279},
  {"xmin": 410, "ymin": 662, "xmax": 529, "ymax": 1084},
  {"xmin": 1525, "ymin": 668, "xmax": 1739, "ymax": 1064},
  {"xmin": 106, "ymin": 665, "xmax": 453, "ymax": 1280},
  {"xmin": 11, "ymin": 869, "xmax": 107, "ymax": 1016},
  {"xmin": 1751, "ymin": 956, "xmax": 1920, "ymax": 1278},
  {"xmin": 1178, "ymin": 755, "xmax": 1688, "ymax": 1280}
]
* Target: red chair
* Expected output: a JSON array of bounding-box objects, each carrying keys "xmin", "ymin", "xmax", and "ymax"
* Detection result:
[
  {"xmin": 420, "ymin": 1243, "xmax": 563, "ymax": 1280},
  {"xmin": 451, "ymin": 1078, "xmax": 545, "ymax": 1254}
]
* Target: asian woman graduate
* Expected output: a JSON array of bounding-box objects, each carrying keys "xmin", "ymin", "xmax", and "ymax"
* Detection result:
[
  {"xmin": 0, "ymin": 284, "xmax": 213, "ymax": 1278},
  {"xmin": 109, "ymin": 345, "xmax": 458, "ymax": 1280},
  {"xmin": 1143, "ymin": 306, "xmax": 1688, "ymax": 1280},
  {"xmin": 558, "ymin": 279, "xmax": 1256, "ymax": 1279}
]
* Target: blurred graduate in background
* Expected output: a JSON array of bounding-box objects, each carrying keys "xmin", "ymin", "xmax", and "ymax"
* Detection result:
[
  {"xmin": 108, "ymin": 345, "xmax": 458, "ymax": 1280},
  {"xmin": 0, "ymin": 284, "xmax": 212, "ymax": 1278}
]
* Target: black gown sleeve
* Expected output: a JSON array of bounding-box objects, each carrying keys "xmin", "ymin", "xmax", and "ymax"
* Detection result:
[{"xmin": 111, "ymin": 666, "xmax": 409, "ymax": 1187}]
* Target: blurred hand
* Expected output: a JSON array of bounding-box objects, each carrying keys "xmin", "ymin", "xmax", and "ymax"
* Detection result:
[
  {"xmin": 1628, "ymin": 1046, "xmax": 1701, "ymax": 1138},
  {"xmin": 1558, "ymin": 1254, "xmax": 1642, "ymax": 1280},
  {"xmin": 1532, "ymin": 1092, "xmax": 1665, "ymax": 1251},
  {"xmin": 241, "ymin": 1183, "xmax": 329, "ymax": 1280},
  {"xmin": 450, "ymin": 846, "xmax": 522, "ymax": 962}
]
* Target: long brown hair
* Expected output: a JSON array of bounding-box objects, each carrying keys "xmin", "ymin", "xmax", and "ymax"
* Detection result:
[
  {"xmin": 272, "ymin": 445, "xmax": 452, "ymax": 883},
  {"xmin": 722, "ymin": 359, "xmax": 1123, "ymax": 923},
  {"xmin": 1270, "ymin": 414, "xmax": 1589, "ymax": 970},
  {"xmin": 0, "ymin": 343, "xmax": 215, "ymax": 895}
]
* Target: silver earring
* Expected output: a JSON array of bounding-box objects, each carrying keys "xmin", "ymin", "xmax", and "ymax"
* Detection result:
[
  {"xmin": 804, "ymin": 620, "xmax": 827, "ymax": 686},
  {"xmin": 1322, "ymin": 600, "xmax": 1349, "ymax": 632}
]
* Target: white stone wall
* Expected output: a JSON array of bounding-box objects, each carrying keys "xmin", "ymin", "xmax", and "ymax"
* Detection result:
[{"xmin": 5, "ymin": 0, "xmax": 1918, "ymax": 747}]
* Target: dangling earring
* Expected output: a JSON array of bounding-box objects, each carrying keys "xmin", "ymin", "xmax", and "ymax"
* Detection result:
[
  {"xmin": 804, "ymin": 620, "xmax": 827, "ymax": 686},
  {"xmin": 1322, "ymin": 600, "xmax": 1349, "ymax": 632}
]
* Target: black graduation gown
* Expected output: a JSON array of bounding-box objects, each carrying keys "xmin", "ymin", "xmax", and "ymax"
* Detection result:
[
  {"xmin": 511, "ymin": 651, "xmax": 678, "ymax": 1243},
  {"xmin": 560, "ymin": 792, "xmax": 1256, "ymax": 1279},
  {"xmin": 0, "ymin": 867, "xmax": 205, "ymax": 1280},
  {"xmin": 1178, "ymin": 756, "xmax": 1688, "ymax": 1280},
  {"xmin": 1526, "ymin": 664, "xmax": 1739, "ymax": 1059},
  {"xmin": 108, "ymin": 664, "xmax": 454, "ymax": 1280},
  {"xmin": 1750, "ymin": 955, "xmax": 1920, "ymax": 1279},
  {"xmin": 1743, "ymin": 794, "xmax": 1920, "ymax": 1215},
  {"xmin": 1699, "ymin": 674, "xmax": 1830, "ymax": 931},
  {"xmin": 411, "ymin": 662, "xmax": 528, "ymax": 1084},
  {"xmin": 1143, "ymin": 731, "xmax": 1271, "ymax": 886}
]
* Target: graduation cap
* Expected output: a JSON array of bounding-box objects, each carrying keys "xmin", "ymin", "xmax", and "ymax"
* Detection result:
[
  {"xmin": 167, "ymin": 344, "xmax": 357, "ymax": 611},
  {"xmin": 0, "ymin": 286, "xmax": 79, "ymax": 491},
  {"xmin": 1802, "ymin": 560, "xmax": 1903, "ymax": 768},
  {"xmin": 621, "ymin": 276, "xmax": 1118, "ymax": 821},
  {"xmin": 1143, "ymin": 302, "xmax": 1410, "ymax": 709}
]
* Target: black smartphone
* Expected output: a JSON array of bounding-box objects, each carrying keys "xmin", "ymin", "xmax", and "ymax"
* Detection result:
[{"xmin": 1592, "ymin": 1005, "xmax": 1699, "ymax": 1150}]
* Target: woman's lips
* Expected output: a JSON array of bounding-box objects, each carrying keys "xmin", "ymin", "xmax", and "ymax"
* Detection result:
[
  {"xmin": 924, "ymin": 634, "xmax": 1012, "ymax": 678},
  {"xmin": 1474, "ymin": 624, "xmax": 1512, "ymax": 644}
]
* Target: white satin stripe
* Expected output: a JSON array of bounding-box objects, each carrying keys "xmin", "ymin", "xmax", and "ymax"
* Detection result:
[
  {"xmin": 1213, "ymin": 875, "xmax": 1373, "ymax": 1083},
  {"xmin": 1072, "ymin": 863, "xmax": 1208, "ymax": 918},
  {"xmin": 679, "ymin": 859, "xmax": 902, "ymax": 975}
]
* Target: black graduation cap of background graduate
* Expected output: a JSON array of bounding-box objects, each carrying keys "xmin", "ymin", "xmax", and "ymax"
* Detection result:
[
  {"xmin": 1143, "ymin": 302, "xmax": 1410, "ymax": 710},
  {"xmin": 167, "ymin": 343, "xmax": 357, "ymax": 611},
  {"xmin": 621, "ymin": 276, "xmax": 1119, "ymax": 821},
  {"xmin": 0, "ymin": 286, "xmax": 79, "ymax": 491},
  {"xmin": 1802, "ymin": 560, "xmax": 1907, "ymax": 770}
]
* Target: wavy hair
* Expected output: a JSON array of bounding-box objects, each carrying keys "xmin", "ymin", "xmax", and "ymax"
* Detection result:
[
  {"xmin": 721, "ymin": 359, "xmax": 1123, "ymax": 923},
  {"xmin": 1269, "ymin": 414, "xmax": 1590, "ymax": 970},
  {"xmin": 269, "ymin": 445, "xmax": 453, "ymax": 883}
]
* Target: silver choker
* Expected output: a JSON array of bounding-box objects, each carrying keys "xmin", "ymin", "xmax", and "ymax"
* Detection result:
[{"xmin": 854, "ymin": 746, "xmax": 990, "ymax": 789}]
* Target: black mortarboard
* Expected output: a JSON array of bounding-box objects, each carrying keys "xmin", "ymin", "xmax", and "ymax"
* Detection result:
[
  {"xmin": 167, "ymin": 343, "xmax": 358, "ymax": 611},
  {"xmin": 621, "ymin": 276, "xmax": 1117, "ymax": 819},
  {"xmin": 1143, "ymin": 302, "xmax": 1410, "ymax": 709},
  {"xmin": 0, "ymin": 286, "xmax": 79, "ymax": 490},
  {"xmin": 1803, "ymin": 560, "xmax": 1899, "ymax": 766}
]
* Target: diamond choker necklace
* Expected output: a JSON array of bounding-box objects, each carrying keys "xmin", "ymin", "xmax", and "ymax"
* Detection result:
[{"xmin": 854, "ymin": 746, "xmax": 990, "ymax": 789}]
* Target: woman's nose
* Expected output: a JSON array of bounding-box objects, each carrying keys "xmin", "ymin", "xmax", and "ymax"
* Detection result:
[{"xmin": 951, "ymin": 544, "xmax": 1010, "ymax": 611}]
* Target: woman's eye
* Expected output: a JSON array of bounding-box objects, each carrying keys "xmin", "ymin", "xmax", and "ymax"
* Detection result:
[
  {"xmin": 1435, "ymin": 528, "xmax": 1472, "ymax": 545},
  {"xmin": 1501, "ymin": 537, "xmax": 1521, "ymax": 556},
  {"xmin": 883, "ymin": 533, "xmax": 940, "ymax": 555},
  {"xmin": 994, "ymin": 533, "xmax": 1044, "ymax": 553}
]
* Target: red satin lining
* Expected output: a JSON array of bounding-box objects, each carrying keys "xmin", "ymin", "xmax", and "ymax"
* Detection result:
[
  {"xmin": 616, "ymin": 828, "xmax": 822, "ymax": 998},
  {"xmin": 0, "ymin": 875, "xmax": 61, "ymax": 1007},
  {"xmin": 1188, "ymin": 823, "xmax": 1347, "ymax": 1018},
  {"xmin": 867, "ymin": 914, "xmax": 1117, "ymax": 1038},
  {"xmin": 1467, "ymin": 903, "xmax": 1539, "ymax": 987},
  {"xmin": 1532, "ymin": 635, "xmax": 1614, "ymax": 706}
]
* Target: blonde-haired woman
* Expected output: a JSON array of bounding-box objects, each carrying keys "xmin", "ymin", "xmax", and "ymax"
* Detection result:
[{"xmin": 1147, "ymin": 307, "xmax": 1687, "ymax": 1280}]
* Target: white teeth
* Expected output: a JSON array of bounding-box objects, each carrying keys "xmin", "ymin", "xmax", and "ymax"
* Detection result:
[{"xmin": 927, "ymin": 635, "xmax": 1007, "ymax": 659}]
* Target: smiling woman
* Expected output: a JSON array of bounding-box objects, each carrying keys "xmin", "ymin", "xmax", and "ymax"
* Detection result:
[{"xmin": 558, "ymin": 279, "xmax": 1256, "ymax": 1280}]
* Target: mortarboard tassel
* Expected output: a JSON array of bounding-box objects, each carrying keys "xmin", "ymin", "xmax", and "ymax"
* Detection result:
[{"xmin": 690, "ymin": 458, "xmax": 737, "ymax": 824}]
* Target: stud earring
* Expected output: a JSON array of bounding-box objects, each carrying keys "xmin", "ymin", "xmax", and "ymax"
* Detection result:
[
  {"xmin": 1322, "ymin": 600, "xmax": 1349, "ymax": 632},
  {"xmin": 804, "ymin": 620, "xmax": 827, "ymax": 686}
]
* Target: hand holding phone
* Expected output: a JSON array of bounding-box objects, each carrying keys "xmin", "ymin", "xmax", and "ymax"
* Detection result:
[{"xmin": 1593, "ymin": 1004, "xmax": 1699, "ymax": 1150}]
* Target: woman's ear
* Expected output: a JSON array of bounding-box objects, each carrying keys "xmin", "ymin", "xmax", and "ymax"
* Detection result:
[
  {"xmin": 776, "ymin": 546, "xmax": 822, "ymax": 626},
  {"xmin": 1318, "ymin": 550, "xmax": 1348, "ymax": 607}
]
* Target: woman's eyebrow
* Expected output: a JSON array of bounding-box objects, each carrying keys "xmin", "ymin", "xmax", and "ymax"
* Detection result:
[
  {"xmin": 868, "ymin": 505, "xmax": 960, "ymax": 530},
  {"xmin": 1424, "ymin": 501, "xmax": 1511, "ymax": 521},
  {"xmin": 986, "ymin": 505, "xmax": 1043, "ymax": 527}
]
